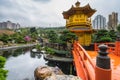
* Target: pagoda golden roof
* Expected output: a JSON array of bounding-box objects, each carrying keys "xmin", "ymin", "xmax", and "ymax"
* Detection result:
[{"xmin": 62, "ymin": 1, "xmax": 96, "ymax": 19}]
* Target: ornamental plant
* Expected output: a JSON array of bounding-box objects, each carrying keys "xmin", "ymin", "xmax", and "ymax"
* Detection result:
[{"xmin": 24, "ymin": 36, "xmax": 31, "ymax": 42}]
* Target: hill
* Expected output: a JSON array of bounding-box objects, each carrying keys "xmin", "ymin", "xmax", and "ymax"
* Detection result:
[{"xmin": 0, "ymin": 30, "xmax": 15, "ymax": 35}]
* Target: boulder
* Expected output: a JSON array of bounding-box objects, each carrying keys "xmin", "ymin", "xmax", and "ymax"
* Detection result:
[
  {"xmin": 0, "ymin": 41, "xmax": 4, "ymax": 47},
  {"xmin": 0, "ymin": 41, "xmax": 3, "ymax": 45},
  {"xmin": 34, "ymin": 66, "xmax": 81, "ymax": 80},
  {"xmin": 34, "ymin": 66, "xmax": 64, "ymax": 80}
]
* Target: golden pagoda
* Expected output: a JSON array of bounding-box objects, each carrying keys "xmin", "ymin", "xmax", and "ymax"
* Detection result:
[{"xmin": 62, "ymin": 1, "xmax": 96, "ymax": 46}]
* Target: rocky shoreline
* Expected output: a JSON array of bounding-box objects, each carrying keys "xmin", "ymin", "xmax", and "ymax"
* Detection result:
[{"xmin": 44, "ymin": 54, "xmax": 73, "ymax": 63}]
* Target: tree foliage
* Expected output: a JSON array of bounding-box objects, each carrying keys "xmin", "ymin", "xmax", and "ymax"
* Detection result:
[
  {"xmin": 43, "ymin": 47, "xmax": 55, "ymax": 55},
  {"xmin": 0, "ymin": 56, "xmax": 8, "ymax": 80},
  {"xmin": 47, "ymin": 30, "xmax": 58, "ymax": 43},
  {"xmin": 117, "ymin": 24, "xmax": 120, "ymax": 32},
  {"xmin": 0, "ymin": 34, "xmax": 10, "ymax": 44},
  {"xmin": 59, "ymin": 30, "xmax": 77, "ymax": 44},
  {"xmin": 109, "ymin": 30, "xmax": 117, "ymax": 42},
  {"xmin": 30, "ymin": 27, "xmax": 37, "ymax": 33},
  {"xmin": 93, "ymin": 29, "xmax": 113, "ymax": 43}
]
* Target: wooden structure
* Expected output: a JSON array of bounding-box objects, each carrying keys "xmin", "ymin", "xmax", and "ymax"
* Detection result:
[
  {"xmin": 72, "ymin": 41, "xmax": 120, "ymax": 80},
  {"xmin": 62, "ymin": 1, "xmax": 96, "ymax": 46},
  {"xmin": 94, "ymin": 37, "xmax": 120, "ymax": 56}
]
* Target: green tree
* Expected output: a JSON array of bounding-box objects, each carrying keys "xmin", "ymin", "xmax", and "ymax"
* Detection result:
[
  {"xmin": 59, "ymin": 30, "xmax": 77, "ymax": 50},
  {"xmin": 59, "ymin": 30, "xmax": 76, "ymax": 43},
  {"xmin": 30, "ymin": 27, "xmax": 37, "ymax": 33},
  {"xmin": 0, "ymin": 56, "xmax": 8, "ymax": 80},
  {"xmin": 30, "ymin": 32, "xmax": 38, "ymax": 42},
  {"xmin": 47, "ymin": 30, "xmax": 58, "ymax": 43},
  {"xmin": 108, "ymin": 30, "xmax": 117, "ymax": 42},
  {"xmin": 93, "ymin": 29, "xmax": 112, "ymax": 43},
  {"xmin": 0, "ymin": 34, "xmax": 10, "ymax": 44},
  {"xmin": 117, "ymin": 24, "xmax": 120, "ymax": 32}
]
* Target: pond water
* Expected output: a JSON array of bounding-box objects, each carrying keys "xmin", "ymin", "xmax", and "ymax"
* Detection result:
[{"xmin": 1, "ymin": 48, "xmax": 73, "ymax": 80}]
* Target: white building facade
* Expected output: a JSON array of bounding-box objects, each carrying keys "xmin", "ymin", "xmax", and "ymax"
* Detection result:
[{"xmin": 0, "ymin": 21, "xmax": 20, "ymax": 30}]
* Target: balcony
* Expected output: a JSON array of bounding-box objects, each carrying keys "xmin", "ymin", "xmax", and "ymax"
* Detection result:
[{"xmin": 66, "ymin": 21, "xmax": 91, "ymax": 27}]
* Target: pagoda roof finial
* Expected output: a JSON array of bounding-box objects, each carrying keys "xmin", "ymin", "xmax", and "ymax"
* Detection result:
[{"xmin": 75, "ymin": 0, "xmax": 80, "ymax": 7}]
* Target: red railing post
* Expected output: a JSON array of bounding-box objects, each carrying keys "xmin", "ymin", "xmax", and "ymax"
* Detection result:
[
  {"xmin": 94, "ymin": 43, "xmax": 97, "ymax": 51},
  {"xmin": 115, "ymin": 36, "xmax": 120, "ymax": 56}
]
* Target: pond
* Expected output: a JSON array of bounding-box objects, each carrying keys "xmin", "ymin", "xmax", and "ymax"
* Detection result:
[{"xmin": 0, "ymin": 48, "xmax": 73, "ymax": 80}]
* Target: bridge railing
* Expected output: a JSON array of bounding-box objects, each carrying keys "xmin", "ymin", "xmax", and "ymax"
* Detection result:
[
  {"xmin": 94, "ymin": 41, "xmax": 120, "ymax": 56},
  {"xmin": 72, "ymin": 41, "xmax": 95, "ymax": 80},
  {"xmin": 73, "ymin": 41, "xmax": 112, "ymax": 80},
  {"xmin": 94, "ymin": 43, "xmax": 115, "ymax": 53}
]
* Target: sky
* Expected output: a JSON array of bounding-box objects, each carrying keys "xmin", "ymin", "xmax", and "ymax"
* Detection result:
[{"xmin": 0, "ymin": 0, "xmax": 120, "ymax": 27}]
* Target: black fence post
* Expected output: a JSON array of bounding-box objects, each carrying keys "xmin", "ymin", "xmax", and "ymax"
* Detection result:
[{"xmin": 96, "ymin": 44, "xmax": 110, "ymax": 69}]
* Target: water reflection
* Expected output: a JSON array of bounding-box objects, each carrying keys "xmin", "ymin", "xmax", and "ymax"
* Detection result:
[
  {"xmin": 2, "ymin": 48, "xmax": 47, "ymax": 80},
  {"xmin": 1, "ymin": 48, "xmax": 74, "ymax": 80},
  {"xmin": 2, "ymin": 48, "xmax": 27, "ymax": 58},
  {"xmin": 30, "ymin": 51, "xmax": 42, "ymax": 59}
]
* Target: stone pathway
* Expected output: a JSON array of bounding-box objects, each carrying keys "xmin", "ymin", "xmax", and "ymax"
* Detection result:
[{"xmin": 0, "ymin": 44, "xmax": 36, "ymax": 51}]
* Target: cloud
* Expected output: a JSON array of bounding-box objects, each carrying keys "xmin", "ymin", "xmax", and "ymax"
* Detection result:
[
  {"xmin": 89, "ymin": 0, "xmax": 120, "ymax": 20},
  {"xmin": 0, "ymin": 0, "xmax": 13, "ymax": 7},
  {"xmin": 33, "ymin": 0, "xmax": 51, "ymax": 3},
  {"xmin": 0, "ymin": 0, "xmax": 120, "ymax": 27}
]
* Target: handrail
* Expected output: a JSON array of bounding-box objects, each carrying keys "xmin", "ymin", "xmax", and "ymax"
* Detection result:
[
  {"xmin": 72, "ymin": 50, "xmax": 88, "ymax": 80},
  {"xmin": 73, "ymin": 41, "xmax": 95, "ymax": 80},
  {"xmin": 77, "ymin": 42, "xmax": 95, "ymax": 68},
  {"xmin": 94, "ymin": 43, "xmax": 115, "ymax": 53}
]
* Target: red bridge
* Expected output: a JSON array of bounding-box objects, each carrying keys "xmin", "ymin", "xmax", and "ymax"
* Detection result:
[{"xmin": 72, "ymin": 40, "xmax": 120, "ymax": 80}]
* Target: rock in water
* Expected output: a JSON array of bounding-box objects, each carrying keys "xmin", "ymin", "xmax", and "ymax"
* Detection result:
[
  {"xmin": 34, "ymin": 66, "xmax": 81, "ymax": 80},
  {"xmin": 34, "ymin": 66, "xmax": 64, "ymax": 80},
  {"xmin": 45, "ymin": 75, "xmax": 81, "ymax": 80}
]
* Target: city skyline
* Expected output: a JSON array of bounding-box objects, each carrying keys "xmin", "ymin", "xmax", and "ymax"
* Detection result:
[
  {"xmin": 0, "ymin": 20, "xmax": 20, "ymax": 30},
  {"xmin": 0, "ymin": 0, "xmax": 120, "ymax": 27}
]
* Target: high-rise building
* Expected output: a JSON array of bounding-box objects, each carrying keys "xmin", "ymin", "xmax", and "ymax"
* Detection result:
[
  {"xmin": 108, "ymin": 12, "xmax": 118, "ymax": 30},
  {"xmin": 92, "ymin": 15, "xmax": 106, "ymax": 30},
  {"xmin": 0, "ymin": 21, "xmax": 20, "ymax": 30}
]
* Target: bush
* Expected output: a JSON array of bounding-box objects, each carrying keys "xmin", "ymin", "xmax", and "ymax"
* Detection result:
[
  {"xmin": 0, "ymin": 56, "xmax": 6, "ymax": 68},
  {"xmin": 102, "ymin": 37, "xmax": 112, "ymax": 42},
  {"xmin": 0, "ymin": 56, "xmax": 8, "ymax": 80},
  {"xmin": 35, "ymin": 44, "xmax": 42, "ymax": 51},
  {"xmin": 43, "ymin": 47, "xmax": 55, "ymax": 55},
  {"xmin": 53, "ymin": 49, "xmax": 70, "ymax": 55},
  {"xmin": 96, "ymin": 37, "xmax": 112, "ymax": 43},
  {"xmin": 117, "ymin": 24, "xmax": 120, "ymax": 32},
  {"xmin": 93, "ymin": 29, "xmax": 115, "ymax": 43}
]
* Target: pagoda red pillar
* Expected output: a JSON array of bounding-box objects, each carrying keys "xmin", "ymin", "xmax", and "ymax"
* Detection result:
[{"xmin": 115, "ymin": 36, "xmax": 120, "ymax": 56}]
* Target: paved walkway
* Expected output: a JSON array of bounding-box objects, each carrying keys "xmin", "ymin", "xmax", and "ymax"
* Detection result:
[{"xmin": 0, "ymin": 44, "xmax": 36, "ymax": 51}]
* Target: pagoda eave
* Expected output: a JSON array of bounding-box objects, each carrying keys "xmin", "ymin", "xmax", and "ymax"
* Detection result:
[
  {"xmin": 62, "ymin": 4, "xmax": 96, "ymax": 19},
  {"xmin": 63, "ymin": 10, "xmax": 96, "ymax": 19},
  {"xmin": 70, "ymin": 29, "xmax": 93, "ymax": 33}
]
